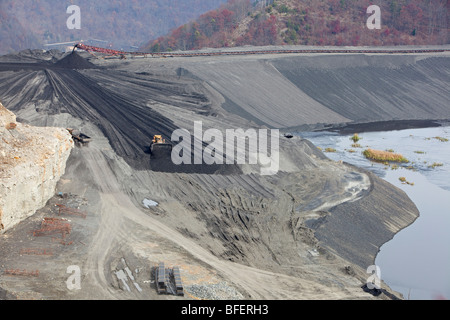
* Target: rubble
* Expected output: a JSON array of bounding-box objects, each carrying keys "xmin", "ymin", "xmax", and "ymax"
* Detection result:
[{"xmin": 185, "ymin": 282, "xmax": 244, "ymax": 300}]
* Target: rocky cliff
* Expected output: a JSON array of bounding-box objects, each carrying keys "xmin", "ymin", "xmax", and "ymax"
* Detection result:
[{"xmin": 0, "ymin": 101, "xmax": 73, "ymax": 232}]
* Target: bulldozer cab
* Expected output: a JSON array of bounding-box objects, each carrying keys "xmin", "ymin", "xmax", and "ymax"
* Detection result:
[
  {"xmin": 152, "ymin": 135, "xmax": 165, "ymax": 144},
  {"xmin": 150, "ymin": 135, "xmax": 172, "ymax": 157}
]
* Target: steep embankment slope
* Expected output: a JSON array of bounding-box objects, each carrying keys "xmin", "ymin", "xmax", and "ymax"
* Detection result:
[
  {"xmin": 273, "ymin": 54, "xmax": 450, "ymax": 127},
  {"xmin": 0, "ymin": 101, "xmax": 73, "ymax": 232},
  {"xmin": 150, "ymin": 51, "xmax": 450, "ymax": 131},
  {"xmin": 178, "ymin": 58, "xmax": 350, "ymax": 128}
]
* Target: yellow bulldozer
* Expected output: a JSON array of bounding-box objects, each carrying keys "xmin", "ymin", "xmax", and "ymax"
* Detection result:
[{"xmin": 150, "ymin": 135, "xmax": 172, "ymax": 156}]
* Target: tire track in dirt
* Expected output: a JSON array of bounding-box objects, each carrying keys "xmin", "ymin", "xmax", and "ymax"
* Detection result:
[
  {"xmin": 79, "ymin": 143, "xmax": 370, "ymax": 300},
  {"xmin": 0, "ymin": 58, "xmax": 232, "ymax": 174}
]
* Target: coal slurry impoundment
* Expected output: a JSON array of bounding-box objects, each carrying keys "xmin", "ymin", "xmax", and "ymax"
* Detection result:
[{"xmin": 0, "ymin": 47, "xmax": 449, "ymax": 300}]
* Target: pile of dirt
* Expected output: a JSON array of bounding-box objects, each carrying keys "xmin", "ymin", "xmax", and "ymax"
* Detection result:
[{"xmin": 54, "ymin": 52, "xmax": 96, "ymax": 70}]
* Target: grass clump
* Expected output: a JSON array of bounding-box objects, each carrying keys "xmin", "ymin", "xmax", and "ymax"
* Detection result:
[
  {"xmin": 414, "ymin": 150, "xmax": 426, "ymax": 154},
  {"xmin": 399, "ymin": 177, "xmax": 414, "ymax": 186},
  {"xmin": 428, "ymin": 162, "xmax": 444, "ymax": 169},
  {"xmin": 351, "ymin": 143, "xmax": 362, "ymax": 148},
  {"xmin": 434, "ymin": 136, "xmax": 449, "ymax": 142},
  {"xmin": 350, "ymin": 133, "xmax": 361, "ymax": 143},
  {"xmin": 324, "ymin": 147, "xmax": 337, "ymax": 153},
  {"xmin": 363, "ymin": 148, "xmax": 409, "ymax": 163}
]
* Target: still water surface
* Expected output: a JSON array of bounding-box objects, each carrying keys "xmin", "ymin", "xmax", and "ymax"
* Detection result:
[{"xmin": 298, "ymin": 126, "xmax": 450, "ymax": 300}]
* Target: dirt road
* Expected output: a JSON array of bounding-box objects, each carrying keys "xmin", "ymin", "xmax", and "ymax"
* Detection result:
[{"xmin": 78, "ymin": 144, "xmax": 371, "ymax": 300}]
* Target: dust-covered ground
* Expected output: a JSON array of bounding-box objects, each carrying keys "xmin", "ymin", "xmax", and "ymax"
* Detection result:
[{"xmin": 1, "ymin": 46, "xmax": 444, "ymax": 300}]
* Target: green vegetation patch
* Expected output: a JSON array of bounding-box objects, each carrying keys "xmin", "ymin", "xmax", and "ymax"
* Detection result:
[
  {"xmin": 434, "ymin": 136, "xmax": 449, "ymax": 142},
  {"xmin": 350, "ymin": 133, "xmax": 361, "ymax": 143},
  {"xmin": 399, "ymin": 177, "xmax": 414, "ymax": 186},
  {"xmin": 363, "ymin": 148, "xmax": 409, "ymax": 163},
  {"xmin": 428, "ymin": 162, "xmax": 444, "ymax": 169}
]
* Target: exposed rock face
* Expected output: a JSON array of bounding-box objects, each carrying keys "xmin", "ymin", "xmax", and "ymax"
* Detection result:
[{"xmin": 0, "ymin": 101, "xmax": 73, "ymax": 232}]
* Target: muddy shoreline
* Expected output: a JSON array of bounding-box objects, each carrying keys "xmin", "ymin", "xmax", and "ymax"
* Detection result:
[{"xmin": 322, "ymin": 119, "xmax": 447, "ymax": 134}]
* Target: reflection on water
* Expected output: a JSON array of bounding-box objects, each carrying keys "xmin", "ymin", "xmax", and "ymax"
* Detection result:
[{"xmin": 298, "ymin": 126, "xmax": 450, "ymax": 300}]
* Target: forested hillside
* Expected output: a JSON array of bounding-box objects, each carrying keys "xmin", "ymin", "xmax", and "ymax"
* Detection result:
[
  {"xmin": 142, "ymin": 0, "xmax": 449, "ymax": 52},
  {"xmin": 1, "ymin": 0, "xmax": 448, "ymax": 55},
  {"xmin": 0, "ymin": 0, "xmax": 227, "ymax": 55}
]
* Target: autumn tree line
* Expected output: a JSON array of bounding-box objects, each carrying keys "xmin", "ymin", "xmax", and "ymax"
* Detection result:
[{"xmin": 143, "ymin": 0, "xmax": 449, "ymax": 52}]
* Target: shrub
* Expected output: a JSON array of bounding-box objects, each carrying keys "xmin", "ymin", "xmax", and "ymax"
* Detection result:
[
  {"xmin": 278, "ymin": 4, "xmax": 290, "ymax": 13},
  {"xmin": 399, "ymin": 177, "xmax": 414, "ymax": 185},
  {"xmin": 428, "ymin": 162, "xmax": 444, "ymax": 168},
  {"xmin": 350, "ymin": 133, "xmax": 361, "ymax": 143},
  {"xmin": 363, "ymin": 148, "xmax": 409, "ymax": 163}
]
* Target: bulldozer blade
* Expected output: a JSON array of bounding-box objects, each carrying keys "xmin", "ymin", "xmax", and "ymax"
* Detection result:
[{"xmin": 150, "ymin": 144, "xmax": 173, "ymax": 159}]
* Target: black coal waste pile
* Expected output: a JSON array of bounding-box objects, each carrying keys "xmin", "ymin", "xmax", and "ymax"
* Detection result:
[
  {"xmin": 53, "ymin": 52, "xmax": 97, "ymax": 70},
  {"xmin": 0, "ymin": 50, "xmax": 238, "ymax": 175}
]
